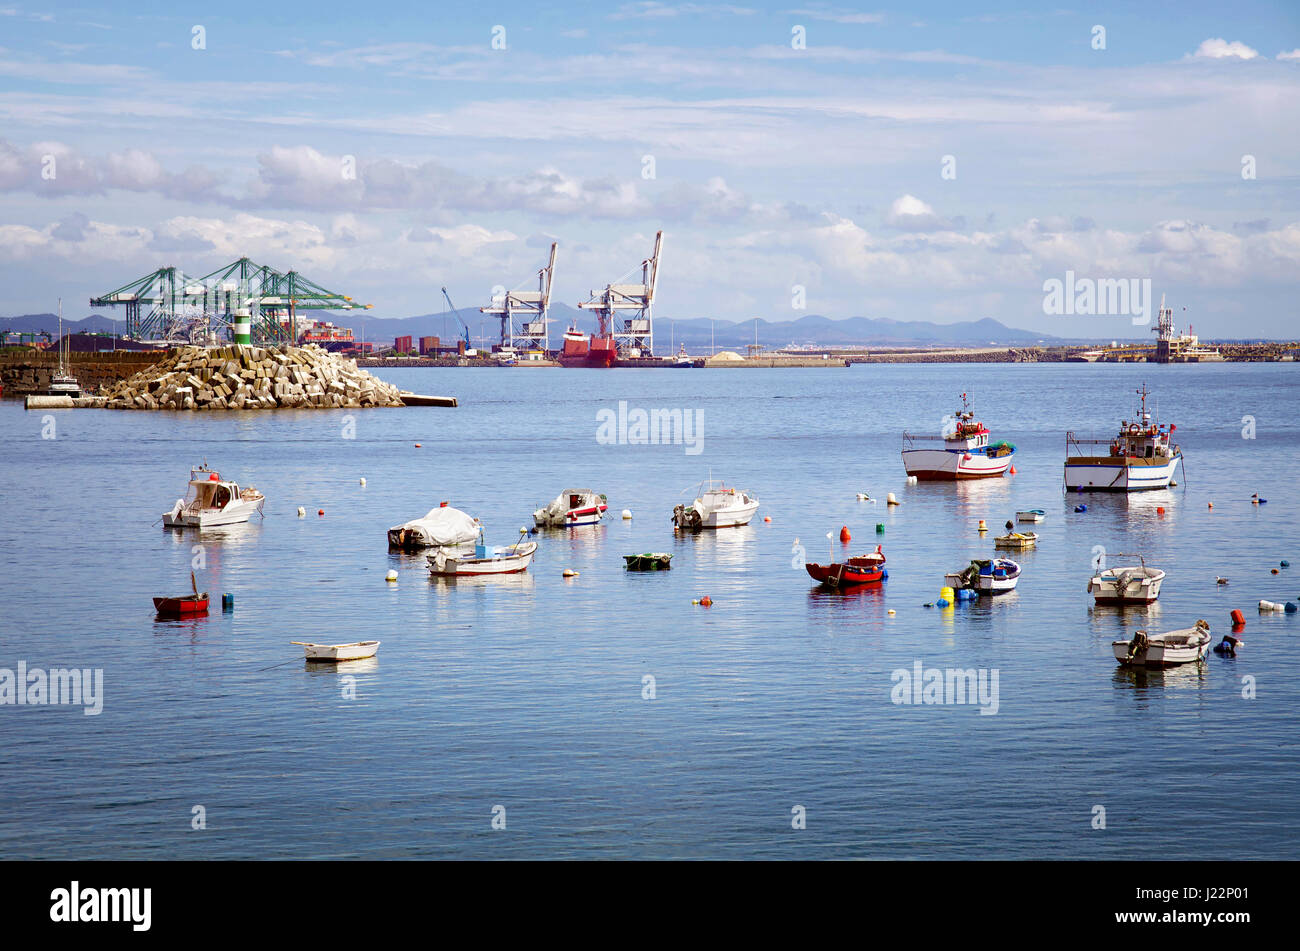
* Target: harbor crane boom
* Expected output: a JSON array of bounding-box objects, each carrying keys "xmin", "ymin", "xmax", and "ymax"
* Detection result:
[{"xmin": 441, "ymin": 286, "xmax": 473, "ymax": 350}]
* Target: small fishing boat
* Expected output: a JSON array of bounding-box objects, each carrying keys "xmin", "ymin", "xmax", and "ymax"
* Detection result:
[
  {"xmin": 1088, "ymin": 557, "xmax": 1165, "ymax": 604},
  {"xmin": 945, "ymin": 558, "xmax": 1020, "ymax": 595},
  {"xmin": 428, "ymin": 538, "xmax": 537, "ymax": 577},
  {"xmin": 47, "ymin": 298, "xmax": 82, "ymax": 398},
  {"xmin": 533, "ymin": 489, "xmax": 608, "ymax": 528},
  {"xmin": 901, "ymin": 393, "xmax": 1016, "ymax": 480},
  {"xmin": 1065, "ymin": 384, "xmax": 1182, "ymax": 491},
  {"xmin": 292, "ymin": 640, "xmax": 381, "ymax": 662},
  {"xmin": 672, "ymin": 478, "xmax": 760, "ymax": 530},
  {"xmin": 624, "ymin": 552, "xmax": 673, "ymax": 571},
  {"xmin": 1016, "ymin": 509, "xmax": 1046, "ymax": 523},
  {"xmin": 673, "ymin": 345, "xmax": 694, "ymax": 368},
  {"xmin": 388, "ymin": 502, "xmax": 482, "ymax": 551},
  {"xmin": 1113, "ymin": 620, "xmax": 1211, "ymax": 667},
  {"xmin": 994, "ymin": 530, "xmax": 1038, "ymax": 550},
  {"xmin": 154, "ymin": 572, "xmax": 209, "ymax": 618},
  {"xmin": 163, "ymin": 465, "xmax": 265, "ymax": 528},
  {"xmin": 806, "ymin": 545, "xmax": 887, "ymax": 588}
]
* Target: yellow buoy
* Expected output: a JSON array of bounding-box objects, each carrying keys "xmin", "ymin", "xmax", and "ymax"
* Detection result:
[
  {"xmin": 887, "ymin": 609, "xmax": 896, "ymax": 616},
  {"xmin": 940, "ymin": 586, "xmax": 955, "ymax": 602},
  {"xmin": 977, "ymin": 519, "xmax": 987, "ymax": 532}
]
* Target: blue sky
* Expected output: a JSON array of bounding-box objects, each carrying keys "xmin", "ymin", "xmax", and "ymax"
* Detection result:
[{"xmin": 1, "ymin": 1, "xmax": 1298, "ymax": 336}]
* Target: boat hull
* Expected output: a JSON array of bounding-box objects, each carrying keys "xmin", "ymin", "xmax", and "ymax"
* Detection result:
[
  {"xmin": 428, "ymin": 543, "xmax": 536, "ymax": 577},
  {"xmin": 807, "ymin": 562, "xmax": 884, "ymax": 587},
  {"xmin": 1089, "ymin": 568, "xmax": 1164, "ymax": 604},
  {"xmin": 153, "ymin": 596, "xmax": 209, "ymax": 617},
  {"xmin": 298, "ymin": 641, "xmax": 380, "ymax": 662},
  {"xmin": 163, "ymin": 498, "xmax": 263, "ymax": 529},
  {"xmin": 1064, "ymin": 455, "xmax": 1180, "ymax": 492},
  {"xmin": 902, "ymin": 447, "xmax": 1012, "ymax": 480},
  {"xmin": 1113, "ymin": 639, "xmax": 1209, "ymax": 667}
]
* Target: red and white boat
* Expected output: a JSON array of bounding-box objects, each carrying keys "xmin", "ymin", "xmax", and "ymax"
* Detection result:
[
  {"xmin": 902, "ymin": 394, "xmax": 1016, "ymax": 480},
  {"xmin": 533, "ymin": 489, "xmax": 608, "ymax": 528},
  {"xmin": 806, "ymin": 545, "xmax": 887, "ymax": 588}
]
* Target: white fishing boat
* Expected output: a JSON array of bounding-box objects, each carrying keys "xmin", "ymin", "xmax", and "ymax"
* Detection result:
[
  {"xmin": 945, "ymin": 558, "xmax": 1021, "ymax": 595},
  {"xmin": 388, "ymin": 503, "xmax": 483, "ymax": 551},
  {"xmin": 292, "ymin": 640, "xmax": 381, "ymax": 662},
  {"xmin": 1113, "ymin": 620, "xmax": 1211, "ymax": 667},
  {"xmin": 902, "ymin": 393, "xmax": 1016, "ymax": 480},
  {"xmin": 672, "ymin": 479, "xmax": 760, "ymax": 530},
  {"xmin": 533, "ymin": 489, "xmax": 608, "ymax": 528},
  {"xmin": 1065, "ymin": 384, "xmax": 1182, "ymax": 491},
  {"xmin": 428, "ymin": 539, "xmax": 537, "ymax": 577},
  {"xmin": 1089, "ymin": 557, "xmax": 1165, "ymax": 605},
  {"xmin": 163, "ymin": 465, "xmax": 265, "ymax": 528},
  {"xmin": 1015, "ymin": 509, "xmax": 1046, "ymax": 523},
  {"xmin": 673, "ymin": 345, "xmax": 694, "ymax": 367}
]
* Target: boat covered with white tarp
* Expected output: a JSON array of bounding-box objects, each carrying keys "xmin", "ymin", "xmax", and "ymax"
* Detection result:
[{"xmin": 388, "ymin": 504, "xmax": 483, "ymax": 551}]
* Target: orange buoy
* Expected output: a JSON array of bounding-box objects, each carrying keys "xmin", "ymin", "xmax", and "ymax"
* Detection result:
[
  {"xmin": 1208, "ymin": 502, "xmax": 1213, "ymax": 509},
  {"xmin": 839, "ymin": 526, "xmax": 851, "ymax": 542},
  {"xmin": 1230, "ymin": 609, "xmax": 1245, "ymax": 626},
  {"xmin": 414, "ymin": 443, "xmax": 422, "ymax": 448},
  {"xmin": 763, "ymin": 516, "xmax": 771, "ymax": 523},
  {"xmin": 1156, "ymin": 506, "xmax": 1165, "ymax": 515},
  {"xmin": 699, "ymin": 595, "xmax": 712, "ymax": 607},
  {"xmin": 317, "ymin": 509, "xmax": 324, "ymax": 516},
  {"xmin": 1009, "ymin": 465, "xmax": 1016, "ymax": 474}
]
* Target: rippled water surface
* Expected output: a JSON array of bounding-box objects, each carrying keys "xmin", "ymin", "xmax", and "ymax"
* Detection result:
[{"xmin": 1, "ymin": 363, "xmax": 1297, "ymax": 859}]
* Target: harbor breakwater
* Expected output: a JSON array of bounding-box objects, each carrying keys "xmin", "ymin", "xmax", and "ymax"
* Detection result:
[
  {"xmin": 96, "ymin": 343, "xmax": 405, "ymax": 410},
  {"xmin": 0, "ymin": 349, "xmax": 161, "ymax": 394}
]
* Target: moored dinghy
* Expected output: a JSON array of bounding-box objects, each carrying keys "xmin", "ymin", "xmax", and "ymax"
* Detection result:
[
  {"xmin": 945, "ymin": 558, "xmax": 1020, "ymax": 595},
  {"xmin": 429, "ymin": 533, "xmax": 537, "ymax": 577},
  {"xmin": 994, "ymin": 519, "xmax": 1038, "ymax": 549},
  {"xmin": 154, "ymin": 571, "xmax": 210, "ymax": 618},
  {"xmin": 806, "ymin": 545, "xmax": 887, "ymax": 588},
  {"xmin": 624, "ymin": 552, "xmax": 672, "ymax": 571},
  {"xmin": 1113, "ymin": 620, "xmax": 1211, "ymax": 667},
  {"xmin": 292, "ymin": 640, "xmax": 381, "ymax": 662},
  {"xmin": 1016, "ymin": 509, "xmax": 1046, "ymax": 523},
  {"xmin": 1089, "ymin": 556, "xmax": 1165, "ymax": 604}
]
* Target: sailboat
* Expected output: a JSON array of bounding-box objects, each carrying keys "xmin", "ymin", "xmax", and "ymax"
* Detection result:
[{"xmin": 47, "ymin": 298, "xmax": 82, "ymax": 398}]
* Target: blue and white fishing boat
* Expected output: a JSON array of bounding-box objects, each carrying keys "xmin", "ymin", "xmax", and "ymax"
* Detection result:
[{"xmin": 1064, "ymin": 384, "xmax": 1182, "ymax": 492}]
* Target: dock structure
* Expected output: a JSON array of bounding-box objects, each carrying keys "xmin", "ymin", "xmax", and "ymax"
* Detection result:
[
  {"xmin": 580, "ymin": 231, "xmax": 664, "ymax": 358},
  {"xmin": 480, "ymin": 243, "xmax": 557, "ymax": 353}
]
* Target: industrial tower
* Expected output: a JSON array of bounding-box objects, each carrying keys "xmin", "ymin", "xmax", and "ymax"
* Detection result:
[
  {"xmin": 579, "ymin": 231, "xmax": 664, "ymax": 357},
  {"xmin": 480, "ymin": 242, "xmax": 558, "ymax": 351}
]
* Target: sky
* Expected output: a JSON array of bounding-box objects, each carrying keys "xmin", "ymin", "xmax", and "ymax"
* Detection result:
[{"xmin": 0, "ymin": 1, "xmax": 1298, "ymax": 337}]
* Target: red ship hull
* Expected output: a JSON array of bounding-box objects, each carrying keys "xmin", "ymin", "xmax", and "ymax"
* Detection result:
[{"xmin": 557, "ymin": 335, "xmax": 617, "ymax": 368}]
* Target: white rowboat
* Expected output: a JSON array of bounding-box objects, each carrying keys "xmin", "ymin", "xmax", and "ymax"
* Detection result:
[
  {"xmin": 292, "ymin": 640, "xmax": 381, "ymax": 662},
  {"xmin": 1113, "ymin": 620, "xmax": 1211, "ymax": 667}
]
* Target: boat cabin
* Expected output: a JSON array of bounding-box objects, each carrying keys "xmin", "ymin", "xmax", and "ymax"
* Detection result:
[
  {"xmin": 946, "ymin": 410, "xmax": 989, "ymax": 448},
  {"xmin": 184, "ymin": 469, "xmax": 241, "ymax": 510}
]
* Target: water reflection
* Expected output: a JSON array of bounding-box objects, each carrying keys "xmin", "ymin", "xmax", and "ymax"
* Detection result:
[
  {"xmin": 305, "ymin": 656, "xmax": 379, "ymax": 676},
  {"xmin": 672, "ymin": 525, "xmax": 756, "ymax": 568},
  {"xmin": 1112, "ymin": 661, "xmax": 1209, "ymax": 692}
]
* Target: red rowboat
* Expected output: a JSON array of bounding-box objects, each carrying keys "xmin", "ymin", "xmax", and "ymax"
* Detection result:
[
  {"xmin": 806, "ymin": 546, "xmax": 887, "ymax": 588},
  {"xmin": 154, "ymin": 571, "xmax": 210, "ymax": 618}
]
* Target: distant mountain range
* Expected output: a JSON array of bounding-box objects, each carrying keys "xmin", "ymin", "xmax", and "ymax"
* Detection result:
[{"xmin": 0, "ymin": 309, "xmax": 1264, "ymax": 347}]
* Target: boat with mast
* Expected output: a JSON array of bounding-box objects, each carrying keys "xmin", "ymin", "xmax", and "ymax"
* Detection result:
[
  {"xmin": 47, "ymin": 298, "xmax": 82, "ymax": 398},
  {"xmin": 1064, "ymin": 384, "xmax": 1182, "ymax": 491},
  {"xmin": 901, "ymin": 393, "xmax": 1015, "ymax": 480}
]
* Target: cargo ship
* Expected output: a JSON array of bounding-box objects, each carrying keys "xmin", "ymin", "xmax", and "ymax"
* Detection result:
[{"xmin": 557, "ymin": 321, "xmax": 617, "ymax": 368}]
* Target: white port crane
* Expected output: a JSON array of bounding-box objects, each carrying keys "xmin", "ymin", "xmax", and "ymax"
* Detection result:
[
  {"xmin": 480, "ymin": 242, "xmax": 558, "ymax": 353},
  {"xmin": 579, "ymin": 230, "xmax": 663, "ymax": 358}
]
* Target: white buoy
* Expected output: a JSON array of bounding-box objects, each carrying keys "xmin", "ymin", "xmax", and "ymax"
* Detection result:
[
  {"xmin": 360, "ymin": 478, "xmax": 367, "ymax": 486},
  {"xmin": 297, "ymin": 506, "xmax": 306, "ymax": 517},
  {"xmin": 385, "ymin": 570, "xmax": 398, "ymax": 582},
  {"xmin": 907, "ymin": 476, "xmax": 918, "ymax": 485},
  {"xmin": 622, "ymin": 509, "xmax": 633, "ymax": 520},
  {"xmin": 563, "ymin": 569, "xmax": 579, "ymax": 578},
  {"xmin": 886, "ymin": 492, "xmax": 899, "ymax": 505}
]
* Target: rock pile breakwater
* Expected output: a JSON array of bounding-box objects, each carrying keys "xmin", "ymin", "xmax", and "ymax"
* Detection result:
[{"xmin": 101, "ymin": 344, "xmax": 405, "ymax": 410}]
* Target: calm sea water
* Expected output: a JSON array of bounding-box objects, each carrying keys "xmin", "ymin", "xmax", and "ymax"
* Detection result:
[{"xmin": 1, "ymin": 363, "xmax": 1297, "ymax": 859}]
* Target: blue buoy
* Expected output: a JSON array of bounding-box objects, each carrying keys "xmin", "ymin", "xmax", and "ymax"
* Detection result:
[
  {"xmin": 1286, "ymin": 602, "xmax": 1298, "ymax": 614},
  {"xmin": 1074, "ymin": 504, "xmax": 1088, "ymax": 513},
  {"xmin": 881, "ymin": 568, "xmax": 889, "ymax": 580},
  {"xmin": 1281, "ymin": 560, "xmax": 1291, "ymax": 568},
  {"xmin": 221, "ymin": 593, "xmax": 234, "ymax": 612}
]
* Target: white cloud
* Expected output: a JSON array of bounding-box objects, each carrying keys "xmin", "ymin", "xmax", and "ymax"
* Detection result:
[
  {"xmin": 785, "ymin": 8, "xmax": 885, "ymax": 25},
  {"xmin": 1191, "ymin": 38, "xmax": 1260, "ymax": 60},
  {"xmin": 1278, "ymin": 49, "xmax": 1300, "ymax": 62}
]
